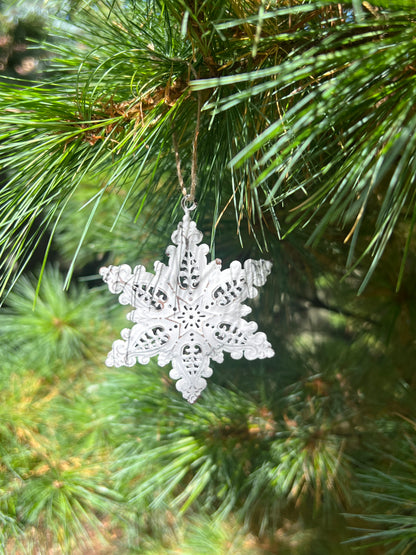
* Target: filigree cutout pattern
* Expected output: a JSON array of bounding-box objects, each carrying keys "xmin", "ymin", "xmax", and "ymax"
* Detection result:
[{"xmin": 100, "ymin": 211, "xmax": 274, "ymax": 403}]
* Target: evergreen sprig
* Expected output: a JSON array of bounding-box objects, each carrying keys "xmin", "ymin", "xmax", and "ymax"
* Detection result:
[{"xmin": 2, "ymin": 1, "xmax": 416, "ymax": 296}]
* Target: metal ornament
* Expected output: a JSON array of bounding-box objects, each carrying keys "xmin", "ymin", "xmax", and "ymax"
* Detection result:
[{"xmin": 100, "ymin": 201, "xmax": 274, "ymax": 403}]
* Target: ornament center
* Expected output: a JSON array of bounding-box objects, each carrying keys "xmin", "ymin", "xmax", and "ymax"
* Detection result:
[{"xmin": 173, "ymin": 301, "xmax": 208, "ymax": 333}]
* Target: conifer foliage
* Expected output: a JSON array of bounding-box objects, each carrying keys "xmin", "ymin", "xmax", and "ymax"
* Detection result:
[{"xmin": 0, "ymin": 1, "xmax": 416, "ymax": 553}]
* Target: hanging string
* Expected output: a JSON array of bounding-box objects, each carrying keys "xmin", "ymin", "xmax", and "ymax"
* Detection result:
[
  {"xmin": 190, "ymin": 90, "xmax": 201, "ymax": 203},
  {"xmin": 172, "ymin": 131, "xmax": 186, "ymax": 198},
  {"xmin": 172, "ymin": 89, "xmax": 202, "ymax": 205}
]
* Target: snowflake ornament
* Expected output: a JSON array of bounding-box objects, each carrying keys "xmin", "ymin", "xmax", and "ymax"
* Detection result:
[{"xmin": 100, "ymin": 205, "xmax": 274, "ymax": 403}]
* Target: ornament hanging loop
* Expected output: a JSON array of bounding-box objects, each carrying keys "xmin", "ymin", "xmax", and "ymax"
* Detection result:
[{"xmin": 181, "ymin": 195, "xmax": 197, "ymax": 214}]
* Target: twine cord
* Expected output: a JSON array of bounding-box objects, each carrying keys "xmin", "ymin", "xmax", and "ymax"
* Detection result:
[{"xmin": 173, "ymin": 89, "xmax": 202, "ymax": 205}]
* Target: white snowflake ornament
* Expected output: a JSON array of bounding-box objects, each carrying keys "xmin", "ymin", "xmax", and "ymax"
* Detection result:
[{"xmin": 100, "ymin": 205, "xmax": 274, "ymax": 403}]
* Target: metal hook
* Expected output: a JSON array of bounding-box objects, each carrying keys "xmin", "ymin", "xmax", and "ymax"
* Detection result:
[{"xmin": 181, "ymin": 196, "xmax": 197, "ymax": 213}]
